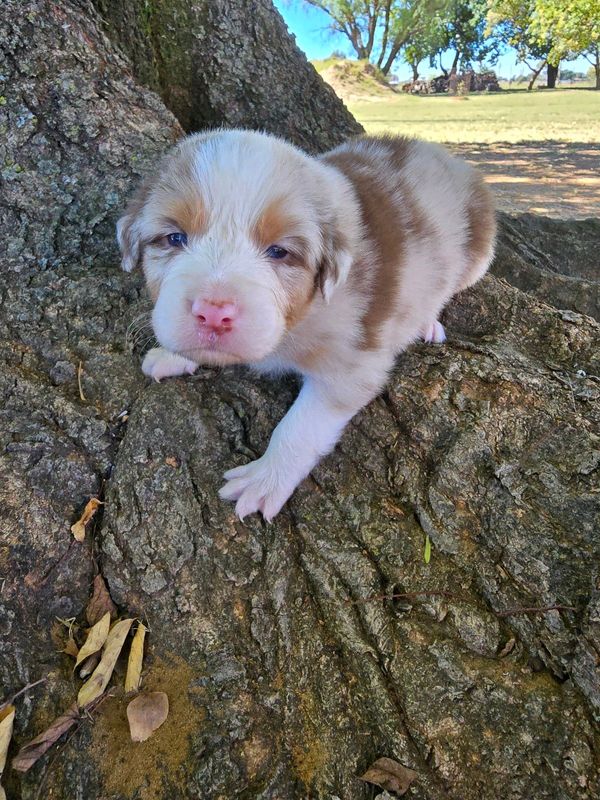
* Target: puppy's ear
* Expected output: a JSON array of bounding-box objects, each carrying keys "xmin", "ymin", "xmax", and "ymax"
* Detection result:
[
  {"xmin": 116, "ymin": 213, "xmax": 142, "ymax": 272},
  {"xmin": 317, "ymin": 227, "xmax": 353, "ymax": 303},
  {"xmin": 116, "ymin": 182, "xmax": 152, "ymax": 272}
]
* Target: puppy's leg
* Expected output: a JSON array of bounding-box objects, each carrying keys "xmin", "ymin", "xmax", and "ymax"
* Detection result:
[
  {"xmin": 142, "ymin": 347, "xmax": 198, "ymax": 382},
  {"xmin": 219, "ymin": 369, "xmax": 388, "ymax": 521}
]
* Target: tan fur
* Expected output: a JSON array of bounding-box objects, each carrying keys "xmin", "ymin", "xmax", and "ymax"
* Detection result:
[
  {"xmin": 323, "ymin": 149, "xmax": 405, "ymax": 350},
  {"xmin": 251, "ymin": 200, "xmax": 296, "ymax": 251},
  {"xmin": 161, "ymin": 194, "xmax": 207, "ymax": 241},
  {"xmin": 251, "ymin": 200, "xmax": 319, "ymax": 329}
]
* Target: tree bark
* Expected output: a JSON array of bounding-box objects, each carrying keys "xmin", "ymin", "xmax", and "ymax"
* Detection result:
[
  {"xmin": 547, "ymin": 61, "xmax": 559, "ymax": 88},
  {"xmin": 92, "ymin": 0, "xmax": 362, "ymax": 151},
  {"xmin": 1, "ymin": 2, "xmax": 599, "ymax": 800}
]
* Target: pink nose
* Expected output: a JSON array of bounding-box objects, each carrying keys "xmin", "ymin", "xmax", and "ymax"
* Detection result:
[{"xmin": 191, "ymin": 299, "xmax": 237, "ymax": 334}]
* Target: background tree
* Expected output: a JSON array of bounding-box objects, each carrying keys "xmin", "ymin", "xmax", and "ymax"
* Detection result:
[
  {"xmin": 488, "ymin": 0, "xmax": 553, "ymax": 89},
  {"xmin": 305, "ymin": 0, "xmax": 452, "ymax": 75},
  {"xmin": 433, "ymin": 0, "xmax": 499, "ymax": 78},
  {"xmin": 489, "ymin": 0, "xmax": 600, "ymax": 89},
  {"xmin": 531, "ymin": 0, "xmax": 600, "ymax": 89},
  {"xmin": 401, "ymin": 9, "xmax": 448, "ymax": 79}
]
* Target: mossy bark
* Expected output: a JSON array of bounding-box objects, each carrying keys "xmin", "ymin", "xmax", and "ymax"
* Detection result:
[{"xmin": 92, "ymin": 0, "xmax": 363, "ymax": 150}]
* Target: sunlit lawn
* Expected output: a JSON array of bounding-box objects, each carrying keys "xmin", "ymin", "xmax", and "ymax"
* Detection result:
[{"xmin": 348, "ymin": 88, "xmax": 600, "ymax": 143}]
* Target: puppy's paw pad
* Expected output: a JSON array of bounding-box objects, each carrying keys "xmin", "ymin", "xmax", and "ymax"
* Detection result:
[
  {"xmin": 421, "ymin": 320, "xmax": 446, "ymax": 344},
  {"xmin": 142, "ymin": 348, "xmax": 198, "ymax": 381}
]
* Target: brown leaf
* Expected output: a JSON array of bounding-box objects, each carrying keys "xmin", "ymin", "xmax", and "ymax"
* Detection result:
[
  {"xmin": 86, "ymin": 574, "xmax": 117, "ymax": 626},
  {"xmin": 62, "ymin": 637, "xmax": 79, "ymax": 659},
  {"xmin": 125, "ymin": 622, "xmax": 147, "ymax": 694},
  {"xmin": 77, "ymin": 619, "xmax": 133, "ymax": 707},
  {"xmin": 165, "ymin": 456, "xmax": 179, "ymax": 467},
  {"xmin": 359, "ymin": 757, "xmax": 417, "ymax": 796},
  {"xmin": 127, "ymin": 692, "xmax": 169, "ymax": 742},
  {"xmin": 71, "ymin": 497, "xmax": 103, "ymax": 542},
  {"xmin": 0, "ymin": 705, "xmax": 16, "ymax": 775},
  {"xmin": 11, "ymin": 703, "xmax": 79, "ymax": 773}
]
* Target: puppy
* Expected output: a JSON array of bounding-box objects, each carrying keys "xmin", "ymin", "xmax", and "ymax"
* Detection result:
[{"xmin": 117, "ymin": 130, "xmax": 496, "ymax": 520}]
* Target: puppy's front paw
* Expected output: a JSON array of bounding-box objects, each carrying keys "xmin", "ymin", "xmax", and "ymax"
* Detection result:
[
  {"xmin": 421, "ymin": 320, "xmax": 446, "ymax": 344},
  {"xmin": 219, "ymin": 456, "xmax": 299, "ymax": 522},
  {"xmin": 142, "ymin": 347, "xmax": 198, "ymax": 382}
]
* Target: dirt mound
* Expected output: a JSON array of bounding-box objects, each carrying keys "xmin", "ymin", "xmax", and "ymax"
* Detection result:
[{"xmin": 319, "ymin": 58, "xmax": 396, "ymax": 101}]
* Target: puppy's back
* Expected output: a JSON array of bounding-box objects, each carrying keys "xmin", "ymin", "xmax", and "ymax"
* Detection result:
[{"xmin": 323, "ymin": 135, "xmax": 496, "ymax": 292}]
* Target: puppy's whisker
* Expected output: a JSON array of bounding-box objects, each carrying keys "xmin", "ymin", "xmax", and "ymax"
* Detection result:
[{"xmin": 125, "ymin": 315, "xmax": 153, "ymax": 348}]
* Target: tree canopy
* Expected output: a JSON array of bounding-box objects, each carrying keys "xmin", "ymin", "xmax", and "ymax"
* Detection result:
[{"xmin": 307, "ymin": 0, "xmax": 600, "ymax": 85}]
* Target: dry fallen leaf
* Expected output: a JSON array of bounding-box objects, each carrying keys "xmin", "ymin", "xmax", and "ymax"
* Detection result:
[
  {"xmin": 63, "ymin": 636, "xmax": 79, "ymax": 659},
  {"xmin": 0, "ymin": 705, "xmax": 16, "ymax": 776},
  {"xmin": 125, "ymin": 623, "xmax": 147, "ymax": 694},
  {"xmin": 165, "ymin": 456, "xmax": 178, "ymax": 467},
  {"xmin": 75, "ymin": 611, "xmax": 110, "ymax": 670},
  {"xmin": 11, "ymin": 703, "xmax": 79, "ymax": 773},
  {"xmin": 86, "ymin": 574, "xmax": 117, "ymax": 626},
  {"xmin": 127, "ymin": 692, "xmax": 169, "ymax": 742},
  {"xmin": 71, "ymin": 497, "xmax": 103, "ymax": 542},
  {"xmin": 359, "ymin": 757, "xmax": 417, "ymax": 796},
  {"xmin": 77, "ymin": 619, "xmax": 133, "ymax": 707}
]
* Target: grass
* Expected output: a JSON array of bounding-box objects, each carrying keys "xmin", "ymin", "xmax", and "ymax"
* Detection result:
[
  {"xmin": 311, "ymin": 57, "xmax": 342, "ymax": 73},
  {"xmin": 347, "ymin": 88, "xmax": 600, "ymax": 143}
]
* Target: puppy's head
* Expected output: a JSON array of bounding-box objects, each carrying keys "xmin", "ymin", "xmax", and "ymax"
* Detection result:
[{"xmin": 117, "ymin": 130, "xmax": 353, "ymax": 365}]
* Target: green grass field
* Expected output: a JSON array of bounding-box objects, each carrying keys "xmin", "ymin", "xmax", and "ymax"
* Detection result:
[{"xmin": 348, "ymin": 88, "xmax": 600, "ymax": 143}]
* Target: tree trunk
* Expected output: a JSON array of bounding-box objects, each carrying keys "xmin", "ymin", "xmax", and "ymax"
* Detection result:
[
  {"xmin": 450, "ymin": 49, "xmax": 461, "ymax": 74},
  {"xmin": 547, "ymin": 61, "xmax": 559, "ymax": 88},
  {"xmin": 412, "ymin": 60, "xmax": 420, "ymax": 82},
  {"xmin": 1, "ymin": 3, "xmax": 599, "ymax": 800},
  {"xmin": 92, "ymin": 0, "xmax": 362, "ymax": 150},
  {"xmin": 448, "ymin": 51, "xmax": 461, "ymax": 95},
  {"xmin": 528, "ymin": 59, "xmax": 547, "ymax": 91},
  {"xmin": 381, "ymin": 44, "xmax": 403, "ymax": 76}
]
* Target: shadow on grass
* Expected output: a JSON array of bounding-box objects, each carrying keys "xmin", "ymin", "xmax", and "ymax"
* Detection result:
[{"xmin": 449, "ymin": 140, "xmax": 600, "ymax": 219}]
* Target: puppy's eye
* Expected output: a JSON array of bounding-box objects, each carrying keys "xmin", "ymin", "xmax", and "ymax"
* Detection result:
[
  {"xmin": 167, "ymin": 232, "xmax": 188, "ymax": 248},
  {"xmin": 265, "ymin": 245, "xmax": 288, "ymax": 260}
]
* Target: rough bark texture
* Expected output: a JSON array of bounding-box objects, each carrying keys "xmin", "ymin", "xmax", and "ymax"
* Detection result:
[
  {"xmin": 91, "ymin": 0, "xmax": 363, "ymax": 151},
  {"xmin": 1, "ymin": 2, "xmax": 599, "ymax": 800},
  {"xmin": 494, "ymin": 214, "xmax": 600, "ymax": 322}
]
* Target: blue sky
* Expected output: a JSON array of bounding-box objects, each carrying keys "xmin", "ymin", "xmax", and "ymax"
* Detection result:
[{"xmin": 273, "ymin": 1, "xmax": 591, "ymax": 80}]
